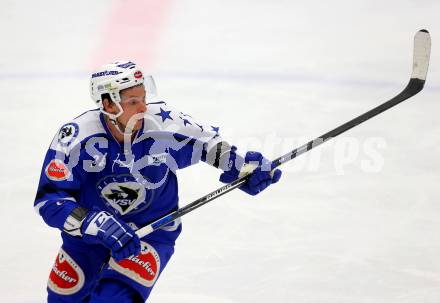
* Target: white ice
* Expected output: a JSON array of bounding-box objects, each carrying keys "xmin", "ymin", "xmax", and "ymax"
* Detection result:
[{"xmin": 1, "ymin": 1, "xmax": 440, "ymax": 302}]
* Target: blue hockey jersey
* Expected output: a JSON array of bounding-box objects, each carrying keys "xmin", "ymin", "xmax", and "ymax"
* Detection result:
[{"xmin": 34, "ymin": 101, "xmax": 231, "ymax": 244}]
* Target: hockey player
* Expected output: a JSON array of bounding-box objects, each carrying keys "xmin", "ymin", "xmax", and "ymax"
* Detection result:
[{"xmin": 34, "ymin": 60, "xmax": 282, "ymax": 303}]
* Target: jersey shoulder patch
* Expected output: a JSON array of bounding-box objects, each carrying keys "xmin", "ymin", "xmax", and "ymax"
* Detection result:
[{"xmin": 50, "ymin": 110, "xmax": 106, "ymax": 154}]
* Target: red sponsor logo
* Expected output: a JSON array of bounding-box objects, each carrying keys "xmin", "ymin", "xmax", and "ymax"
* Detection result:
[
  {"xmin": 109, "ymin": 242, "xmax": 161, "ymax": 287},
  {"xmin": 45, "ymin": 160, "xmax": 70, "ymax": 181},
  {"xmin": 134, "ymin": 70, "xmax": 143, "ymax": 79},
  {"xmin": 48, "ymin": 249, "xmax": 84, "ymax": 295}
]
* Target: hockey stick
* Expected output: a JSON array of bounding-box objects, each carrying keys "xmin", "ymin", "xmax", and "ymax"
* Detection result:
[{"xmin": 136, "ymin": 29, "xmax": 431, "ymax": 238}]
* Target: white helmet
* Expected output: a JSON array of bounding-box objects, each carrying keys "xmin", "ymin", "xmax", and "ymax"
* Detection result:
[{"xmin": 90, "ymin": 60, "xmax": 157, "ymax": 119}]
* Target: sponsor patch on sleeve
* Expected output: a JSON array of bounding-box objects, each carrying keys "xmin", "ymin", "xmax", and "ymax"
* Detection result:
[
  {"xmin": 48, "ymin": 248, "xmax": 85, "ymax": 295},
  {"xmin": 45, "ymin": 160, "xmax": 71, "ymax": 181},
  {"xmin": 108, "ymin": 241, "xmax": 161, "ymax": 287}
]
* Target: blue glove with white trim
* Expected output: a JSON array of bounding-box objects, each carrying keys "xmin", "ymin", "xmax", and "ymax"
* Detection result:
[
  {"xmin": 81, "ymin": 210, "xmax": 141, "ymax": 261},
  {"xmin": 220, "ymin": 151, "xmax": 282, "ymax": 196}
]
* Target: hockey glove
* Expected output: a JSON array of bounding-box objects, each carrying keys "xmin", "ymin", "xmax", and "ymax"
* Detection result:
[
  {"xmin": 219, "ymin": 151, "xmax": 282, "ymax": 196},
  {"xmin": 81, "ymin": 210, "xmax": 141, "ymax": 261}
]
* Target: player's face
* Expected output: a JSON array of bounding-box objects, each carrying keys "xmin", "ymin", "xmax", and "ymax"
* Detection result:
[{"xmin": 118, "ymin": 84, "xmax": 147, "ymax": 130}]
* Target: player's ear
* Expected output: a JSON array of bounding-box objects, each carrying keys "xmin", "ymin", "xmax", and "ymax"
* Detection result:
[{"xmin": 102, "ymin": 94, "xmax": 117, "ymax": 114}]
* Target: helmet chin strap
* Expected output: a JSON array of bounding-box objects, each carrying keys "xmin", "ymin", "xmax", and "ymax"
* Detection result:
[
  {"xmin": 101, "ymin": 101, "xmax": 144, "ymax": 141},
  {"xmin": 108, "ymin": 111, "xmax": 144, "ymax": 138},
  {"xmin": 101, "ymin": 101, "xmax": 133, "ymax": 135},
  {"xmin": 109, "ymin": 117, "xmax": 129, "ymax": 135}
]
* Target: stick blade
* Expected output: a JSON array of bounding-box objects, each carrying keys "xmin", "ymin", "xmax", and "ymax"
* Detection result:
[{"xmin": 411, "ymin": 29, "xmax": 431, "ymax": 81}]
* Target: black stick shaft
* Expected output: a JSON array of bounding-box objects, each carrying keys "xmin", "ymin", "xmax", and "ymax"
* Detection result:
[
  {"xmin": 137, "ymin": 79, "xmax": 425, "ymax": 238},
  {"xmin": 272, "ymin": 78, "xmax": 425, "ymax": 168},
  {"xmin": 136, "ymin": 29, "xmax": 431, "ymax": 238}
]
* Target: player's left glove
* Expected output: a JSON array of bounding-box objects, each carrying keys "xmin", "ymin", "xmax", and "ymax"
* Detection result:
[
  {"xmin": 219, "ymin": 151, "xmax": 282, "ymax": 195},
  {"xmin": 80, "ymin": 210, "xmax": 141, "ymax": 261}
]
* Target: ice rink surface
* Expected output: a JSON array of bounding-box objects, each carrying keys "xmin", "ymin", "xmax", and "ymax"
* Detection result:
[{"xmin": 1, "ymin": 0, "xmax": 440, "ymax": 302}]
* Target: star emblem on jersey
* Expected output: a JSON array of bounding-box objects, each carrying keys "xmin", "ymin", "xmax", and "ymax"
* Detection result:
[
  {"xmin": 155, "ymin": 107, "xmax": 173, "ymax": 122},
  {"xmin": 57, "ymin": 123, "xmax": 79, "ymax": 146},
  {"xmin": 179, "ymin": 116, "xmax": 192, "ymax": 126},
  {"xmin": 195, "ymin": 123, "xmax": 204, "ymax": 132},
  {"xmin": 97, "ymin": 175, "xmax": 153, "ymax": 215},
  {"xmin": 211, "ymin": 126, "xmax": 219, "ymax": 133}
]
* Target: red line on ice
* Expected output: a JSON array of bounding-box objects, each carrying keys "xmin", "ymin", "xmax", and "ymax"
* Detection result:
[{"xmin": 89, "ymin": 0, "xmax": 172, "ymax": 70}]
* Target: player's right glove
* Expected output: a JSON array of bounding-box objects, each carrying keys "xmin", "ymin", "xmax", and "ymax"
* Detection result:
[
  {"xmin": 220, "ymin": 151, "xmax": 282, "ymax": 195},
  {"xmin": 80, "ymin": 210, "xmax": 141, "ymax": 261}
]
